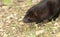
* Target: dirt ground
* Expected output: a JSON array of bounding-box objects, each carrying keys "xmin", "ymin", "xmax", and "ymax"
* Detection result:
[{"xmin": 0, "ymin": 0, "xmax": 60, "ymax": 37}]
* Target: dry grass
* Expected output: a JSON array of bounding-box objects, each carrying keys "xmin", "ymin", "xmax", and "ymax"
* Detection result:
[{"xmin": 0, "ymin": 0, "xmax": 60, "ymax": 37}]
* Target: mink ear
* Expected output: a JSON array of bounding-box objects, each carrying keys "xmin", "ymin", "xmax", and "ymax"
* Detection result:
[{"xmin": 34, "ymin": 12, "xmax": 38, "ymax": 17}]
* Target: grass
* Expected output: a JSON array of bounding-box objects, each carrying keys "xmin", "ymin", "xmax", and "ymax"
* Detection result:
[{"xmin": 1, "ymin": 0, "xmax": 60, "ymax": 37}]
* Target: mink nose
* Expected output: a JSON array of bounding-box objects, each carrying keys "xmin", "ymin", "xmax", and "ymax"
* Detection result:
[
  {"xmin": 23, "ymin": 18, "xmax": 28, "ymax": 23},
  {"xmin": 23, "ymin": 17, "xmax": 31, "ymax": 23}
]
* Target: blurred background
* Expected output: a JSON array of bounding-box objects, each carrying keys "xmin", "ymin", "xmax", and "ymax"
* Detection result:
[{"xmin": 0, "ymin": 0, "xmax": 60, "ymax": 37}]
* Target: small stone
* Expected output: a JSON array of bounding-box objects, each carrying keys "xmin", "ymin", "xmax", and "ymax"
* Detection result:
[
  {"xmin": 6, "ymin": 14, "xmax": 14, "ymax": 19},
  {"xmin": 18, "ymin": 16, "xmax": 24, "ymax": 21},
  {"xmin": 36, "ymin": 30, "xmax": 45, "ymax": 35},
  {"xmin": 54, "ymin": 22, "xmax": 58, "ymax": 26}
]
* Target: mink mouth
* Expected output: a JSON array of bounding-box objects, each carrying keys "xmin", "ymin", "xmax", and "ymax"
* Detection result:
[{"xmin": 23, "ymin": 17, "xmax": 42, "ymax": 24}]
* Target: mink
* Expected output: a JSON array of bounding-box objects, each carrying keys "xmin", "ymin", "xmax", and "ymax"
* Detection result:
[{"xmin": 23, "ymin": 0, "xmax": 60, "ymax": 23}]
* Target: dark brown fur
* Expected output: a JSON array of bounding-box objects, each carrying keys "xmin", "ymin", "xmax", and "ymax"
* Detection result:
[{"xmin": 23, "ymin": 0, "xmax": 60, "ymax": 23}]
